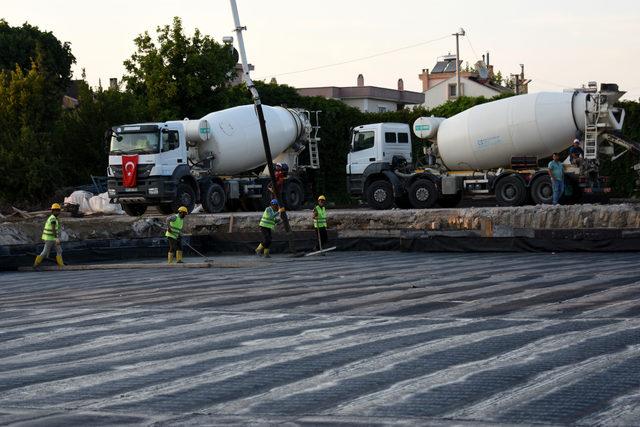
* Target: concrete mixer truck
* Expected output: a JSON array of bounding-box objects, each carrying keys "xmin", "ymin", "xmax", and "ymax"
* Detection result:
[
  {"xmin": 106, "ymin": 104, "xmax": 320, "ymax": 216},
  {"xmin": 347, "ymin": 83, "xmax": 638, "ymax": 209}
]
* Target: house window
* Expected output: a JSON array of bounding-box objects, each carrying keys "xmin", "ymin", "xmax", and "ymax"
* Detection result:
[
  {"xmin": 448, "ymin": 84, "xmax": 457, "ymax": 98},
  {"xmin": 398, "ymin": 133, "xmax": 409, "ymax": 143},
  {"xmin": 385, "ymin": 132, "xmax": 396, "ymax": 143},
  {"xmin": 378, "ymin": 106, "xmax": 387, "ymax": 113}
]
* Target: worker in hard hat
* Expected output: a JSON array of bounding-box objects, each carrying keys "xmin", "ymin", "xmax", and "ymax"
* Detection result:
[
  {"xmin": 165, "ymin": 206, "xmax": 188, "ymax": 263},
  {"xmin": 312, "ymin": 195, "xmax": 328, "ymax": 250},
  {"xmin": 33, "ymin": 203, "xmax": 64, "ymax": 268},
  {"xmin": 255, "ymin": 199, "xmax": 284, "ymax": 258}
]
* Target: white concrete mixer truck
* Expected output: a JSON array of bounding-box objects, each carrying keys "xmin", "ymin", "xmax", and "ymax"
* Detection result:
[
  {"xmin": 347, "ymin": 83, "xmax": 638, "ymax": 208},
  {"xmin": 106, "ymin": 104, "xmax": 320, "ymax": 216}
]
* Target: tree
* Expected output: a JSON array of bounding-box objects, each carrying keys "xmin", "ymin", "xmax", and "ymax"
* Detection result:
[
  {"xmin": 0, "ymin": 19, "xmax": 75, "ymax": 94},
  {"xmin": 123, "ymin": 17, "xmax": 237, "ymax": 121}
]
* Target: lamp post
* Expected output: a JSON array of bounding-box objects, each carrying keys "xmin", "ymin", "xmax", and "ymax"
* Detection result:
[{"xmin": 453, "ymin": 28, "xmax": 465, "ymax": 99}]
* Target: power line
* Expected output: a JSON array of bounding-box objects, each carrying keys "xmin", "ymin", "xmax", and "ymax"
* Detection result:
[
  {"xmin": 261, "ymin": 34, "xmax": 451, "ymax": 78},
  {"xmin": 465, "ymin": 33, "xmax": 480, "ymax": 63}
]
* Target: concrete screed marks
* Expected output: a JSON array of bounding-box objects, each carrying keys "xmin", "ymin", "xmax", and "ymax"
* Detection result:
[{"xmin": 1, "ymin": 251, "xmax": 640, "ymax": 426}]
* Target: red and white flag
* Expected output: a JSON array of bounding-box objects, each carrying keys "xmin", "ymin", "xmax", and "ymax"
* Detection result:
[{"xmin": 122, "ymin": 155, "xmax": 138, "ymax": 188}]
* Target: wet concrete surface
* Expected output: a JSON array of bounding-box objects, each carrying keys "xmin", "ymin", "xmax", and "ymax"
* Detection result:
[{"xmin": 1, "ymin": 251, "xmax": 640, "ymax": 426}]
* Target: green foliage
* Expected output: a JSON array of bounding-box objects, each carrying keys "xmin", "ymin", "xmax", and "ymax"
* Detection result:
[
  {"xmin": 600, "ymin": 101, "xmax": 640, "ymax": 196},
  {"xmin": 0, "ymin": 19, "xmax": 75, "ymax": 94},
  {"xmin": 123, "ymin": 17, "xmax": 236, "ymax": 121}
]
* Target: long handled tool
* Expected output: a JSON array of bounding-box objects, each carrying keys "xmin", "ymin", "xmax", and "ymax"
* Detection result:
[
  {"xmin": 305, "ymin": 228, "xmax": 336, "ymax": 257},
  {"xmin": 183, "ymin": 241, "xmax": 213, "ymax": 263}
]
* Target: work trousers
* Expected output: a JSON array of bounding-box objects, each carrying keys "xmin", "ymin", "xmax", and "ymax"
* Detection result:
[
  {"xmin": 167, "ymin": 237, "xmax": 183, "ymax": 254},
  {"xmin": 39, "ymin": 240, "xmax": 62, "ymax": 257},
  {"xmin": 260, "ymin": 226, "xmax": 273, "ymax": 249},
  {"xmin": 315, "ymin": 227, "xmax": 328, "ymax": 249},
  {"xmin": 552, "ymin": 179, "xmax": 565, "ymax": 205}
]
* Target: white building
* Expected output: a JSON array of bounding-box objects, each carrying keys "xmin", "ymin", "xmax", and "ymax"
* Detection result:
[
  {"xmin": 297, "ymin": 74, "xmax": 424, "ymax": 113},
  {"xmin": 419, "ymin": 54, "xmax": 513, "ymax": 109}
]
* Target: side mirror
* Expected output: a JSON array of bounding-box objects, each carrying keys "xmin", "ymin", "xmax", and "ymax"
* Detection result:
[{"xmin": 103, "ymin": 129, "xmax": 113, "ymax": 153}]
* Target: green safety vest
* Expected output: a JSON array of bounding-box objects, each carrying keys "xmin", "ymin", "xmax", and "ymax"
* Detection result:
[
  {"xmin": 314, "ymin": 206, "xmax": 327, "ymax": 228},
  {"xmin": 165, "ymin": 215, "xmax": 184, "ymax": 239},
  {"xmin": 41, "ymin": 214, "xmax": 60, "ymax": 241},
  {"xmin": 259, "ymin": 207, "xmax": 279, "ymax": 229}
]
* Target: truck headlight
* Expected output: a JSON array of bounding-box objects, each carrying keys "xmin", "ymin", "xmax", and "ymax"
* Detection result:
[
  {"xmin": 108, "ymin": 189, "xmax": 116, "ymax": 197},
  {"xmin": 148, "ymin": 187, "xmax": 159, "ymax": 195}
]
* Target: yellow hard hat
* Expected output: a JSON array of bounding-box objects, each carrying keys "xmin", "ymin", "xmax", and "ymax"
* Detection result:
[
  {"xmin": 318, "ymin": 195, "xmax": 326, "ymax": 201},
  {"xmin": 178, "ymin": 206, "xmax": 188, "ymax": 214},
  {"xmin": 51, "ymin": 203, "xmax": 61, "ymax": 210}
]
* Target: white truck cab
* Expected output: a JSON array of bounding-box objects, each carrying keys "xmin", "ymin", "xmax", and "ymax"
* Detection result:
[{"xmin": 347, "ymin": 123, "xmax": 412, "ymax": 176}]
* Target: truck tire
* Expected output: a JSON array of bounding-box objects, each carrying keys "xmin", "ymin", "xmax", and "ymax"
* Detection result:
[
  {"xmin": 203, "ymin": 182, "xmax": 226, "ymax": 213},
  {"xmin": 172, "ymin": 182, "xmax": 196, "ymax": 213},
  {"xmin": 122, "ymin": 203, "xmax": 147, "ymax": 217},
  {"xmin": 530, "ymin": 176, "xmax": 553, "ymax": 205},
  {"xmin": 366, "ymin": 180, "xmax": 394, "ymax": 210},
  {"xmin": 408, "ymin": 179, "xmax": 438, "ymax": 209},
  {"xmin": 437, "ymin": 191, "xmax": 462, "ymax": 208},
  {"xmin": 157, "ymin": 203, "xmax": 173, "ymax": 215},
  {"xmin": 495, "ymin": 176, "xmax": 527, "ymax": 206},
  {"xmin": 282, "ymin": 180, "xmax": 304, "ymax": 211}
]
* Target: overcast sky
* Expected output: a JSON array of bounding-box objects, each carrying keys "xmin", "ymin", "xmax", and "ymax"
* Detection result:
[{"xmin": 3, "ymin": 0, "xmax": 640, "ymax": 100}]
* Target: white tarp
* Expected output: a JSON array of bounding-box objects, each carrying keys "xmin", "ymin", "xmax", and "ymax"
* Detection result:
[{"xmin": 64, "ymin": 191, "xmax": 124, "ymax": 215}]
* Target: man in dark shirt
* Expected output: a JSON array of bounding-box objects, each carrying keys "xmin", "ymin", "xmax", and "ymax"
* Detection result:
[{"xmin": 569, "ymin": 139, "xmax": 584, "ymax": 166}]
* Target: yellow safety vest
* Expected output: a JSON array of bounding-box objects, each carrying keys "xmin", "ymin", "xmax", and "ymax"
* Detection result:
[
  {"xmin": 41, "ymin": 214, "xmax": 60, "ymax": 241},
  {"xmin": 165, "ymin": 215, "xmax": 184, "ymax": 239},
  {"xmin": 314, "ymin": 206, "xmax": 327, "ymax": 228},
  {"xmin": 259, "ymin": 207, "xmax": 278, "ymax": 229}
]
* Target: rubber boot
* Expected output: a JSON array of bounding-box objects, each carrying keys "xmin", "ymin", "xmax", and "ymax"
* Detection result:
[
  {"xmin": 263, "ymin": 248, "xmax": 271, "ymax": 258},
  {"xmin": 33, "ymin": 255, "xmax": 43, "ymax": 269},
  {"xmin": 176, "ymin": 250, "xmax": 184, "ymax": 264},
  {"xmin": 168, "ymin": 252, "xmax": 174, "ymax": 264},
  {"xmin": 55, "ymin": 255, "xmax": 64, "ymax": 267},
  {"xmin": 255, "ymin": 243, "xmax": 264, "ymax": 256}
]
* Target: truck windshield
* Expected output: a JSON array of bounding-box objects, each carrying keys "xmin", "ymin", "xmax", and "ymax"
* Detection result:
[{"xmin": 110, "ymin": 132, "xmax": 159, "ymax": 155}]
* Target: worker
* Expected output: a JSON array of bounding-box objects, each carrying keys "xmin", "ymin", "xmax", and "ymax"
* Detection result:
[
  {"xmin": 34, "ymin": 203, "xmax": 64, "ymax": 268},
  {"xmin": 255, "ymin": 199, "xmax": 284, "ymax": 258},
  {"xmin": 548, "ymin": 153, "xmax": 565, "ymax": 205},
  {"xmin": 569, "ymin": 139, "xmax": 584, "ymax": 166},
  {"xmin": 165, "ymin": 206, "xmax": 188, "ymax": 263},
  {"xmin": 312, "ymin": 195, "xmax": 328, "ymax": 250},
  {"xmin": 268, "ymin": 163, "xmax": 286, "ymax": 197}
]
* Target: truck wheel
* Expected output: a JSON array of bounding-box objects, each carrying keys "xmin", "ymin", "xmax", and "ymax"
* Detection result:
[
  {"xmin": 282, "ymin": 181, "xmax": 304, "ymax": 211},
  {"xmin": 122, "ymin": 203, "xmax": 147, "ymax": 217},
  {"xmin": 408, "ymin": 179, "xmax": 438, "ymax": 209},
  {"xmin": 495, "ymin": 176, "xmax": 526, "ymax": 206},
  {"xmin": 531, "ymin": 176, "xmax": 553, "ymax": 205},
  {"xmin": 437, "ymin": 191, "xmax": 462, "ymax": 208},
  {"xmin": 203, "ymin": 183, "xmax": 226, "ymax": 213},
  {"xmin": 173, "ymin": 182, "xmax": 196, "ymax": 213},
  {"xmin": 366, "ymin": 180, "xmax": 394, "ymax": 210},
  {"xmin": 157, "ymin": 204, "xmax": 173, "ymax": 215}
]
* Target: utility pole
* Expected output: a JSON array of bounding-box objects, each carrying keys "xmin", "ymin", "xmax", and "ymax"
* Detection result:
[
  {"xmin": 229, "ymin": 0, "xmax": 296, "ymax": 253},
  {"xmin": 453, "ymin": 28, "xmax": 465, "ymax": 99}
]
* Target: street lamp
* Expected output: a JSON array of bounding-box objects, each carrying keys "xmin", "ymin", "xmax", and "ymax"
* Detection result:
[{"xmin": 452, "ymin": 28, "xmax": 465, "ymax": 99}]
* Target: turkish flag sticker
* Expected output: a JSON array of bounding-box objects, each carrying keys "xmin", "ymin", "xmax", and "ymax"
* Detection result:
[{"xmin": 122, "ymin": 155, "xmax": 138, "ymax": 188}]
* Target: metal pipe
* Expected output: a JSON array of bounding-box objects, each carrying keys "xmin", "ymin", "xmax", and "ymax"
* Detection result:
[{"xmin": 229, "ymin": 0, "xmax": 295, "ymax": 252}]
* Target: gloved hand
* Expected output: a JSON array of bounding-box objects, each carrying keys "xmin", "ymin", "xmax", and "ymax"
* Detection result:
[
  {"xmin": 278, "ymin": 207, "xmax": 286, "ymax": 213},
  {"xmin": 55, "ymin": 238, "xmax": 60, "ymax": 245}
]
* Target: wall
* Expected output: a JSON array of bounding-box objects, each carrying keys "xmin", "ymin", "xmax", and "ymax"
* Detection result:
[
  {"xmin": 424, "ymin": 77, "xmax": 501, "ymax": 108},
  {"xmin": 342, "ymin": 98, "xmax": 398, "ymax": 113}
]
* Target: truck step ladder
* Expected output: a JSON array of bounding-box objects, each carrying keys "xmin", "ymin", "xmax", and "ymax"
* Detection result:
[
  {"xmin": 307, "ymin": 110, "xmax": 322, "ymax": 169},
  {"xmin": 584, "ymin": 125, "xmax": 598, "ymax": 159}
]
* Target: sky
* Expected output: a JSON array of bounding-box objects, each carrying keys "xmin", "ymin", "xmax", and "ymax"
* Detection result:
[{"xmin": 3, "ymin": 0, "xmax": 640, "ymax": 100}]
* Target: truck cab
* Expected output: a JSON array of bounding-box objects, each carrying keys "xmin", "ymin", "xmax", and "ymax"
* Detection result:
[
  {"xmin": 347, "ymin": 123, "xmax": 443, "ymax": 209},
  {"xmin": 107, "ymin": 123, "xmax": 196, "ymax": 216}
]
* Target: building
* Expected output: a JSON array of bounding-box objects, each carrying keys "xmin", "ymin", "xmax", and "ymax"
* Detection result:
[
  {"xmin": 297, "ymin": 74, "xmax": 425, "ymax": 112},
  {"xmin": 418, "ymin": 54, "xmax": 516, "ymax": 109}
]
